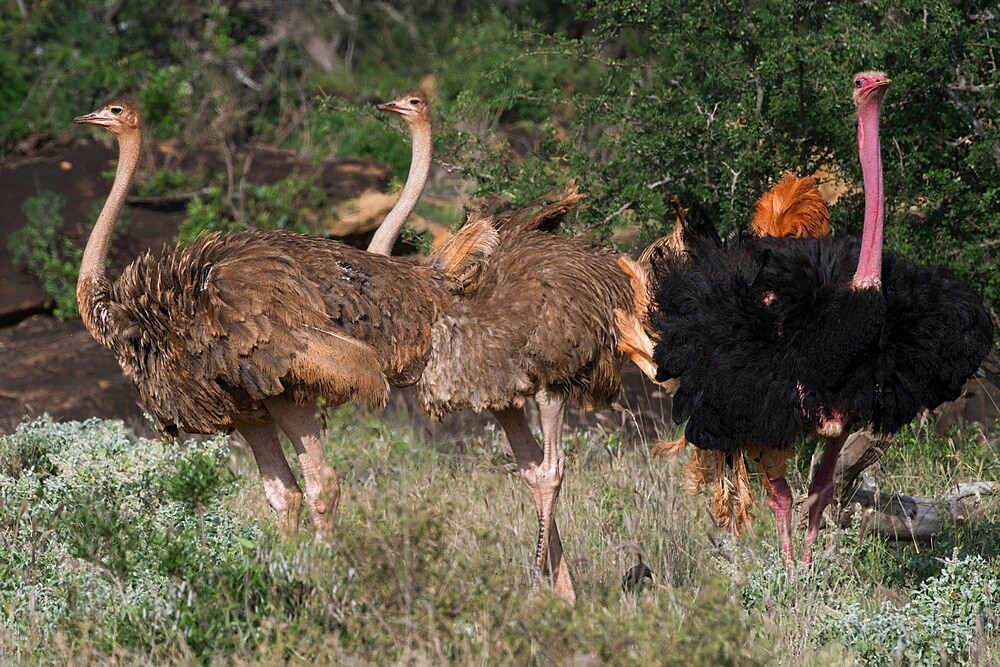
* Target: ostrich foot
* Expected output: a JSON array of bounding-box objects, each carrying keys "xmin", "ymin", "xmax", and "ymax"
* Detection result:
[
  {"xmin": 304, "ymin": 464, "xmax": 341, "ymax": 540},
  {"xmin": 277, "ymin": 487, "xmax": 304, "ymax": 536},
  {"xmin": 802, "ymin": 432, "xmax": 849, "ymax": 563},
  {"xmin": 494, "ymin": 402, "xmax": 576, "ymax": 605}
]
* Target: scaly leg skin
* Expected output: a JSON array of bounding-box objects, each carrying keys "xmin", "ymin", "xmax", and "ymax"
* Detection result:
[
  {"xmin": 803, "ymin": 431, "xmax": 850, "ymax": 564},
  {"xmin": 535, "ymin": 390, "xmax": 575, "ymax": 604},
  {"xmin": 765, "ymin": 477, "xmax": 795, "ymax": 566},
  {"xmin": 493, "ymin": 400, "xmax": 576, "ymax": 605},
  {"xmin": 266, "ymin": 396, "xmax": 341, "ymax": 540},
  {"xmin": 236, "ymin": 419, "xmax": 303, "ymax": 536}
]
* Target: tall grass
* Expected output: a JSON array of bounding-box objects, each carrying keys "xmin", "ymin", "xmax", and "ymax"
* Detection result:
[{"xmin": 0, "ymin": 408, "xmax": 996, "ymax": 664}]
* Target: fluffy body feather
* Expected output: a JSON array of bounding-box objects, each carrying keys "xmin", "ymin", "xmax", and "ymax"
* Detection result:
[
  {"xmin": 651, "ymin": 233, "xmax": 993, "ymax": 449},
  {"xmin": 79, "ymin": 230, "xmax": 488, "ymax": 436},
  {"xmin": 417, "ymin": 189, "xmax": 634, "ymax": 417}
]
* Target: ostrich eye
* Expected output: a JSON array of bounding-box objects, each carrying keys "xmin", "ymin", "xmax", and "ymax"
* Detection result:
[
  {"xmin": 409, "ymin": 98, "xmax": 421, "ymax": 106},
  {"xmin": 854, "ymin": 79, "xmax": 864, "ymax": 88},
  {"xmin": 110, "ymin": 106, "xmax": 123, "ymax": 115}
]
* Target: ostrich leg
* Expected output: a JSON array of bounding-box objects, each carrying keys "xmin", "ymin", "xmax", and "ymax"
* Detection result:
[
  {"xmin": 266, "ymin": 396, "xmax": 341, "ymax": 539},
  {"xmin": 535, "ymin": 390, "xmax": 575, "ymax": 602},
  {"xmin": 750, "ymin": 445, "xmax": 795, "ymax": 565},
  {"xmin": 802, "ymin": 431, "xmax": 850, "ymax": 563},
  {"xmin": 236, "ymin": 419, "xmax": 303, "ymax": 535},
  {"xmin": 493, "ymin": 403, "xmax": 576, "ymax": 604},
  {"xmin": 765, "ymin": 476, "xmax": 795, "ymax": 565}
]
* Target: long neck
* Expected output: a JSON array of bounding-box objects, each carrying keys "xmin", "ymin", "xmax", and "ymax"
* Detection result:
[
  {"xmin": 851, "ymin": 98, "xmax": 885, "ymax": 289},
  {"xmin": 366, "ymin": 120, "xmax": 431, "ymax": 255},
  {"xmin": 77, "ymin": 129, "xmax": 140, "ymax": 339}
]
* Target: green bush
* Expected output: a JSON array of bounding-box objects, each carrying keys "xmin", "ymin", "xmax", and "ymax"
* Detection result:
[
  {"xmin": 0, "ymin": 418, "xmax": 295, "ymax": 661},
  {"xmin": 827, "ymin": 554, "xmax": 998, "ymax": 666},
  {"xmin": 176, "ymin": 176, "xmax": 327, "ymax": 246},
  {"xmin": 7, "ymin": 191, "xmax": 82, "ymax": 320}
]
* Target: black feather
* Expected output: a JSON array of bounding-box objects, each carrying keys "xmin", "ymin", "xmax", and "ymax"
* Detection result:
[{"xmin": 651, "ymin": 235, "xmax": 993, "ymax": 452}]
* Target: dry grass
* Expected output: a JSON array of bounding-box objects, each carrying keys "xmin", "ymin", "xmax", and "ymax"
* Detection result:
[{"xmin": 0, "ymin": 402, "xmax": 997, "ymax": 665}]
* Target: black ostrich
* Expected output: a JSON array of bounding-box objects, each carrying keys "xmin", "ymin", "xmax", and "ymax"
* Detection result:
[{"xmin": 650, "ymin": 71, "xmax": 993, "ymax": 563}]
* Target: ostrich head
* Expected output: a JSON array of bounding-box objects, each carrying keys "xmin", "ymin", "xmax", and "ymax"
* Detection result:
[
  {"xmin": 376, "ymin": 91, "xmax": 431, "ymax": 126},
  {"xmin": 74, "ymin": 100, "xmax": 141, "ymax": 136},
  {"xmin": 851, "ymin": 71, "xmax": 891, "ymax": 116}
]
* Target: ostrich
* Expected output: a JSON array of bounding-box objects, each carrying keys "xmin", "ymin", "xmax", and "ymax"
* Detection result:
[
  {"xmin": 362, "ymin": 88, "xmax": 641, "ymax": 603},
  {"xmin": 615, "ymin": 172, "xmax": 832, "ymax": 393},
  {"xmin": 367, "ymin": 90, "xmax": 432, "ymax": 255},
  {"xmin": 618, "ymin": 174, "xmax": 835, "ymax": 537},
  {"xmin": 648, "ymin": 71, "xmax": 993, "ymax": 562},
  {"xmin": 73, "ymin": 99, "xmax": 496, "ymax": 538},
  {"xmin": 411, "ymin": 186, "xmax": 638, "ymax": 604}
]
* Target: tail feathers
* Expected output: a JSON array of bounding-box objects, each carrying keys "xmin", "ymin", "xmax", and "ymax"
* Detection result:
[
  {"xmin": 672, "ymin": 197, "xmax": 722, "ymax": 247},
  {"xmin": 497, "ymin": 181, "xmax": 584, "ymax": 234},
  {"xmin": 429, "ymin": 216, "xmax": 499, "ymax": 292},
  {"xmin": 751, "ymin": 172, "xmax": 830, "ymax": 239},
  {"xmin": 640, "ymin": 196, "xmax": 721, "ymax": 269},
  {"xmin": 686, "ymin": 448, "xmax": 755, "ymax": 536},
  {"xmin": 651, "ymin": 435, "xmax": 688, "ymax": 458}
]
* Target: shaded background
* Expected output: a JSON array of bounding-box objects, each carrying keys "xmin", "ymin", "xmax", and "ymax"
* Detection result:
[{"xmin": 1, "ymin": 0, "xmax": 997, "ymax": 434}]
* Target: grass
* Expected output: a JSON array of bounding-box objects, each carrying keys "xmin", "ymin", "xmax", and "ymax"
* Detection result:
[{"xmin": 0, "ymin": 404, "xmax": 996, "ymax": 665}]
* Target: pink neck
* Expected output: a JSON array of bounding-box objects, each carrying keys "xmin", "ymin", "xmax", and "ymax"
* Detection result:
[
  {"xmin": 367, "ymin": 121, "xmax": 432, "ymax": 255},
  {"xmin": 851, "ymin": 98, "xmax": 885, "ymax": 289}
]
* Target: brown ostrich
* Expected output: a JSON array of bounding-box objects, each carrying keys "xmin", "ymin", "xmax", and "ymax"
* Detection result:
[
  {"xmin": 367, "ymin": 90, "xmax": 432, "ymax": 255},
  {"xmin": 73, "ymin": 99, "xmax": 496, "ymax": 538},
  {"xmin": 363, "ymin": 90, "xmax": 642, "ymax": 603},
  {"xmin": 414, "ymin": 187, "xmax": 638, "ymax": 604}
]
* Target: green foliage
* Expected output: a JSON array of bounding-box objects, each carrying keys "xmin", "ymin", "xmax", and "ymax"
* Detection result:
[
  {"xmin": 2, "ymin": 411, "xmax": 999, "ymax": 663},
  {"xmin": 0, "ymin": 46, "xmax": 29, "ymax": 144},
  {"xmin": 0, "ymin": 418, "xmax": 285, "ymax": 661},
  {"xmin": 176, "ymin": 187, "xmax": 242, "ymax": 246},
  {"xmin": 176, "ymin": 176, "xmax": 327, "ymax": 246},
  {"xmin": 132, "ymin": 166, "xmax": 203, "ymax": 198},
  {"xmin": 825, "ymin": 554, "xmax": 998, "ymax": 666},
  {"xmin": 7, "ymin": 191, "xmax": 81, "ymax": 320},
  {"xmin": 313, "ymin": 101, "xmax": 413, "ymax": 180}
]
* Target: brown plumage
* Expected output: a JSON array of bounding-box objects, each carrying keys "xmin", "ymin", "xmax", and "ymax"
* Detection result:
[
  {"xmin": 74, "ymin": 99, "xmax": 495, "ymax": 537},
  {"xmin": 415, "ymin": 184, "xmax": 638, "ymax": 604},
  {"xmin": 418, "ymin": 203, "xmax": 633, "ymax": 417},
  {"xmin": 86, "ymin": 231, "xmax": 490, "ymax": 435}
]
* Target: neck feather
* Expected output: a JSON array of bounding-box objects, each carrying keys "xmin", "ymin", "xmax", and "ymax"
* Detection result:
[
  {"xmin": 78, "ymin": 130, "xmax": 140, "ymax": 339},
  {"xmin": 367, "ymin": 121, "xmax": 431, "ymax": 255},
  {"xmin": 851, "ymin": 99, "xmax": 885, "ymax": 289}
]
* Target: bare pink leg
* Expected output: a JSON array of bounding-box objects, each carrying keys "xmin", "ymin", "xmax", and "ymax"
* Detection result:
[
  {"xmin": 493, "ymin": 397, "xmax": 576, "ymax": 605},
  {"xmin": 766, "ymin": 476, "xmax": 795, "ymax": 566},
  {"xmin": 803, "ymin": 431, "xmax": 850, "ymax": 563},
  {"xmin": 536, "ymin": 390, "xmax": 575, "ymax": 604},
  {"xmin": 266, "ymin": 396, "xmax": 340, "ymax": 540},
  {"xmin": 236, "ymin": 419, "xmax": 303, "ymax": 535}
]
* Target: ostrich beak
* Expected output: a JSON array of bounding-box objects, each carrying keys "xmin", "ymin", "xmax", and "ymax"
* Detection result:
[
  {"xmin": 376, "ymin": 100, "xmax": 404, "ymax": 114},
  {"xmin": 74, "ymin": 111, "xmax": 111, "ymax": 126}
]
